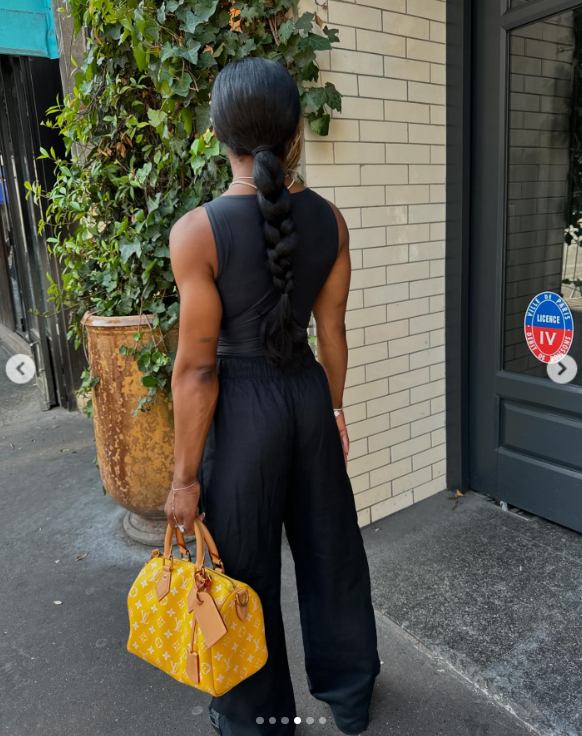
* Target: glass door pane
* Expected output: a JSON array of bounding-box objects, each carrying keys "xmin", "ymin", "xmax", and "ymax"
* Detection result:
[{"xmin": 503, "ymin": 8, "xmax": 582, "ymax": 385}]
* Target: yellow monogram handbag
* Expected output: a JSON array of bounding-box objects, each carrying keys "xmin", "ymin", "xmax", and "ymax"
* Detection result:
[{"xmin": 127, "ymin": 518, "xmax": 268, "ymax": 696}]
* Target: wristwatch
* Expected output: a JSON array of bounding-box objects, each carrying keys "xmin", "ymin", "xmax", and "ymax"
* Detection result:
[{"xmin": 333, "ymin": 408, "xmax": 344, "ymax": 418}]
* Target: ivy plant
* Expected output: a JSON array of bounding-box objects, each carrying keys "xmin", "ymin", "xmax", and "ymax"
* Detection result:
[{"xmin": 30, "ymin": 0, "xmax": 341, "ymax": 414}]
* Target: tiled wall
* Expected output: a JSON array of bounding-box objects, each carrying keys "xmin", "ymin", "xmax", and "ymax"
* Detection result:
[{"xmin": 303, "ymin": 0, "xmax": 447, "ymax": 525}]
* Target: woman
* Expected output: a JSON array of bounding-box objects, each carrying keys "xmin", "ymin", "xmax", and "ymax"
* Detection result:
[{"xmin": 165, "ymin": 57, "xmax": 380, "ymax": 736}]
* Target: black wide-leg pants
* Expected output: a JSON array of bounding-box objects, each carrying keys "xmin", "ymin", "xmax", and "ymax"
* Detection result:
[{"xmin": 198, "ymin": 348, "xmax": 381, "ymax": 736}]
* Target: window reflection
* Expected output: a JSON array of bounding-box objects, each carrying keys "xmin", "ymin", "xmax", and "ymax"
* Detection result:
[{"xmin": 504, "ymin": 9, "xmax": 582, "ymax": 385}]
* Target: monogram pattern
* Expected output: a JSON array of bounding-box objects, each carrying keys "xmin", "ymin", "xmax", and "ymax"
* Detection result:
[{"xmin": 127, "ymin": 556, "xmax": 268, "ymax": 696}]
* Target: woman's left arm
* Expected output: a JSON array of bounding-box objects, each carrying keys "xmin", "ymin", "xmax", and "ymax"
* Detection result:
[{"xmin": 164, "ymin": 207, "xmax": 222, "ymax": 534}]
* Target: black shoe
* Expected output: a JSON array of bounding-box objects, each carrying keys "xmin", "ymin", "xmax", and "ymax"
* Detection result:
[{"xmin": 209, "ymin": 708, "xmax": 221, "ymax": 734}]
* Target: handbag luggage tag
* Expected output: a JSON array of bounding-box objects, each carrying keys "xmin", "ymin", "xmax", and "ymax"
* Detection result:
[
  {"xmin": 187, "ymin": 570, "xmax": 211, "ymax": 613},
  {"xmin": 186, "ymin": 606, "xmax": 200, "ymax": 684},
  {"xmin": 187, "ymin": 570, "xmax": 227, "ymax": 647},
  {"xmin": 193, "ymin": 590, "xmax": 228, "ymax": 647},
  {"xmin": 186, "ymin": 648, "xmax": 200, "ymax": 683},
  {"xmin": 155, "ymin": 562, "xmax": 172, "ymax": 601}
]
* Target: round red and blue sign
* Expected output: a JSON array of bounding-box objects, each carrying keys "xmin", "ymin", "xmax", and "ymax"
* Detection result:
[{"xmin": 524, "ymin": 291, "xmax": 574, "ymax": 364}]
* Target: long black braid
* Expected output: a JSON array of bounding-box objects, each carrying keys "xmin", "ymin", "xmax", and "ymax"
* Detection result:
[
  {"xmin": 253, "ymin": 146, "xmax": 306, "ymax": 366},
  {"xmin": 211, "ymin": 57, "xmax": 306, "ymax": 368}
]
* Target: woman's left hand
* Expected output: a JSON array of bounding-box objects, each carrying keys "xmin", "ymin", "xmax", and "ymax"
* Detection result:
[{"xmin": 336, "ymin": 413, "xmax": 350, "ymax": 466}]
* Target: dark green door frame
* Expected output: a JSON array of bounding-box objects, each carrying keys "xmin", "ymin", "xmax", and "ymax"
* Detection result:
[
  {"xmin": 454, "ymin": 0, "xmax": 582, "ymax": 532},
  {"xmin": 445, "ymin": 0, "xmax": 472, "ymax": 495}
]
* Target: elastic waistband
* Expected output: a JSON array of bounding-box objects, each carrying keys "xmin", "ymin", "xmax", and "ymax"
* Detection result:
[{"xmin": 216, "ymin": 345, "xmax": 316, "ymax": 380}]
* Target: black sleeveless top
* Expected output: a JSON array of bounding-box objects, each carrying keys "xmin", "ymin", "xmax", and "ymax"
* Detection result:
[{"xmin": 203, "ymin": 189, "xmax": 338, "ymax": 357}]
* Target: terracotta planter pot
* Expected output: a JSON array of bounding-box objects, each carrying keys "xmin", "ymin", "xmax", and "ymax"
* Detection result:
[{"xmin": 81, "ymin": 313, "xmax": 177, "ymax": 545}]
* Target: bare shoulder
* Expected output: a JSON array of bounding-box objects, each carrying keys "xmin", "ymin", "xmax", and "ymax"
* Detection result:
[
  {"xmin": 170, "ymin": 206, "xmax": 212, "ymax": 252},
  {"xmin": 324, "ymin": 198, "xmax": 349, "ymax": 252},
  {"xmin": 170, "ymin": 206, "xmax": 217, "ymax": 278}
]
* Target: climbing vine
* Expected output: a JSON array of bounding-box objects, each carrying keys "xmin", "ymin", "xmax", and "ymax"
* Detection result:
[{"xmin": 29, "ymin": 0, "xmax": 341, "ymax": 413}]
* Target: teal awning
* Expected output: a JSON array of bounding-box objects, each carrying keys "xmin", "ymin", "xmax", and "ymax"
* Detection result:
[{"xmin": 0, "ymin": 0, "xmax": 58, "ymax": 59}]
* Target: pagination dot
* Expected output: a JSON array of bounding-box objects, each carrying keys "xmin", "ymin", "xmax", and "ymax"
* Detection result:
[
  {"xmin": 281, "ymin": 717, "xmax": 289, "ymax": 724},
  {"xmin": 269, "ymin": 717, "xmax": 276, "ymax": 724},
  {"xmin": 319, "ymin": 716, "xmax": 327, "ymax": 724},
  {"xmin": 294, "ymin": 716, "xmax": 302, "ymax": 724},
  {"xmin": 255, "ymin": 717, "xmax": 264, "ymax": 724}
]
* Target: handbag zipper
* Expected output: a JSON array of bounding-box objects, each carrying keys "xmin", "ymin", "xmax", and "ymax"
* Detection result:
[{"xmin": 208, "ymin": 567, "xmax": 236, "ymax": 591}]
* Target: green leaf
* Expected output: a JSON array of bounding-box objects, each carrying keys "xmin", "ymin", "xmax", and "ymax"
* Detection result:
[
  {"xmin": 171, "ymin": 73, "xmax": 193, "ymax": 97},
  {"xmin": 308, "ymin": 112, "xmax": 330, "ymax": 136},
  {"xmin": 295, "ymin": 12, "xmax": 314, "ymax": 33},
  {"xmin": 147, "ymin": 109, "xmax": 168, "ymax": 128},
  {"xmin": 153, "ymin": 244, "xmax": 171, "ymax": 258},
  {"xmin": 132, "ymin": 38, "xmax": 147, "ymax": 71},
  {"xmin": 304, "ymin": 86, "xmax": 327, "ymax": 109},
  {"xmin": 178, "ymin": 41, "xmax": 202, "ymax": 65},
  {"xmin": 323, "ymin": 26, "xmax": 340, "ymax": 44},
  {"xmin": 278, "ymin": 19, "xmax": 295, "ymax": 44},
  {"xmin": 195, "ymin": 104, "xmax": 212, "ymax": 135},
  {"xmin": 198, "ymin": 50, "xmax": 217, "ymax": 69},
  {"xmin": 134, "ymin": 8, "xmax": 146, "ymax": 36},
  {"xmin": 239, "ymin": 38, "xmax": 257, "ymax": 56},
  {"xmin": 176, "ymin": 0, "xmax": 219, "ymax": 33},
  {"xmin": 307, "ymin": 32, "xmax": 332, "ymax": 51},
  {"xmin": 160, "ymin": 42, "xmax": 178, "ymax": 62},
  {"xmin": 142, "ymin": 375, "xmax": 157, "ymax": 387},
  {"xmin": 293, "ymin": 45, "xmax": 316, "ymax": 69},
  {"xmin": 135, "ymin": 162, "xmax": 153, "ymax": 186},
  {"xmin": 119, "ymin": 16, "xmax": 133, "ymax": 33},
  {"xmin": 190, "ymin": 155, "xmax": 206, "ymax": 174},
  {"xmin": 119, "ymin": 238, "xmax": 142, "ymax": 263},
  {"xmin": 302, "ymin": 61, "xmax": 320, "ymax": 82},
  {"xmin": 240, "ymin": 4, "xmax": 262, "ymax": 20},
  {"xmin": 167, "ymin": 303, "xmax": 180, "ymax": 323},
  {"xmin": 191, "ymin": 136, "xmax": 206, "ymax": 155},
  {"xmin": 203, "ymin": 137, "xmax": 220, "ymax": 158},
  {"xmin": 325, "ymin": 82, "xmax": 342, "ymax": 112},
  {"xmin": 181, "ymin": 106, "xmax": 194, "ymax": 136}
]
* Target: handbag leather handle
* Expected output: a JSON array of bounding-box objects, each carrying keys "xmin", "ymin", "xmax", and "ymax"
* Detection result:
[
  {"xmin": 163, "ymin": 525, "xmax": 189, "ymax": 560},
  {"xmin": 193, "ymin": 518, "xmax": 224, "ymax": 572},
  {"xmin": 163, "ymin": 520, "xmax": 224, "ymax": 571}
]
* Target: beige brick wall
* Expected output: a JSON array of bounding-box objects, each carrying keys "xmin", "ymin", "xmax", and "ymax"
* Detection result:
[{"xmin": 302, "ymin": 0, "xmax": 447, "ymax": 526}]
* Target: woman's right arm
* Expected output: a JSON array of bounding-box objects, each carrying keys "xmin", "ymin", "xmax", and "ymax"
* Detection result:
[
  {"xmin": 164, "ymin": 208, "xmax": 222, "ymax": 534},
  {"xmin": 312, "ymin": 203, "xmax": 351, "ymax": 459}
]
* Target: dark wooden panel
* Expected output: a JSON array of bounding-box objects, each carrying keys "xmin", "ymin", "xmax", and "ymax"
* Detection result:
[
  {"xmin": 497, "ymin": 447, "xmax": 582, "ymax": 532},
  {"xmin": 501, "ymin": 401, "xmax": 582, "ymax": 472},
  {"xmin": 495, "ymin": 370, "xmax": 582, "ymax": 415}
]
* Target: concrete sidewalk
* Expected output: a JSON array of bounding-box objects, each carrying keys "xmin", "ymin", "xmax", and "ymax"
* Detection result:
[
  {"xmin": 0, "ymin": 346, "xmax": 538, "ymax": 736},
  {"xmin": 366, "ymin": 488, "xmax": 582, "ymax": 736}
]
